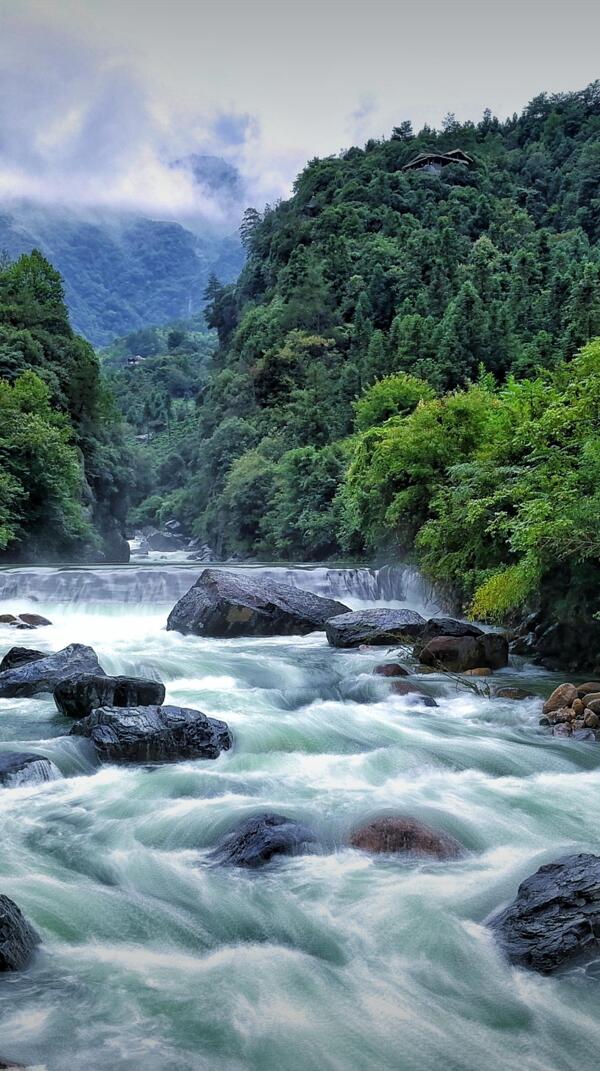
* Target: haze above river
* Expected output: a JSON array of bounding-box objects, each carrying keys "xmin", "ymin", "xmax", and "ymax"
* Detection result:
[{"xmin": 1, "ymin": 562, "xmax": 599, "ymax": 1071}]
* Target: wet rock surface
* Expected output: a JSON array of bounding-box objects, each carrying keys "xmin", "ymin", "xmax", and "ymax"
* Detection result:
[
  {"xmin": 489, "ymin": 853, "xmax": 600, "ymax": 973},
  {"xmin": 0, "ymin": 752, "xmax": 60, "ymax": 788},
  {"xmin": 70, "ymin": 704, "xmax": 232, "ymax": 763},
  {"xmin": 389, "ymin": 682, "xmax": 438, "ymax": 706},
  {"xmin": 0, "ymin": 895, "xmax": 40, "ymax": 972},
  {"xmin": 418, "ymin": 633, "xmax": 509, "ymax": 672},
  {"xmin": 54, "ymin": 673, "xmax": 166, "ymax": 719},
  {"xmin": 325, "ymin": 608, "xmax": 426, "ymax": 648},
  {"xmin": 210, "ymin": 813, "xmax": 319, "ymax": 868},
  {"xmin": 167, "ymin": 568, "xmax": 350, "ymax": 637},
  {"xmin": 0, "ymin": 648, "xmax": 46, "ymax": 673},
  {"xmin": 0, "ymin": 644, "xmax": 105, "ymax": 699},
  {"xmin": 349, "ymin": 816, "xmax": 463, "ymax": 859},
  {"xmin": 373, "ymin": 663, "xmax": 409, "ymax": 677}
]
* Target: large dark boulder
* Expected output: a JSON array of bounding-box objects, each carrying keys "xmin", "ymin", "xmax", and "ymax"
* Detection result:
[
  {"xmin": 325, "ymin": 608, "xmax": 426, "ymax": 648},
  {"xmin": 0, "ymin": 644, "xmax": 104, "ymax": 699},
  {"xmin": 0, "ymin": 648, "xmax": 45, "ymax": 673},
  {"xmin": 142, "ymin": 529, "xmax": 185, "ymax": 552},
  {"xmin": 0, "ymin": 895, "xmax": 40, "ymax": 971},
  {"xmin": 70, "ymin": 704, "xmax": 232, "ymax": 763},
  {"xmin": 349, "ymin": 816, "xmax": 463, "ymax": 859},
  {"xmin": 54, "ymin": 674, "xmax": 166, "ymax": 719},
  {"xmin": 489, "ymin": 853, "xmax": 600, "ymax": 973},
  {"xmin": 418, "ymin": 633, "xmax": 508, "ymax": 672},
  {"xmin": 166, "ymin": 568, "xmax": 350, "ymax": 637},
  {"xmin": 210, "ymin": 813, "xmax": 319, "ymax": 868},
  {"xmin": 0, "ymin": 752, "xmax": 60, "ymax": 788}
]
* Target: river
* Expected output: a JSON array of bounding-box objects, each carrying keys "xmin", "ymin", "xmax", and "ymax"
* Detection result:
[{"xmin": 1, "ymin": 562, "xmax": 599, "ymax": 1071}]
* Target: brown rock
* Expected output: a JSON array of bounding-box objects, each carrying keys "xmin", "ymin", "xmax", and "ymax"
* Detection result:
[
  {"xmin": 584, "ymin": 710, "xmax": 600, "ymax": 729},
  {"xmin": 571, "ymin": 698, "xmax": 585, "ymax": 716},
  {"xmin": 542, "ymin": 684, "xmax": 577, "ymax": 715},
  {"xmin": 495, "ymin": 687, "xmax": 535, "ymax": 701},
  {"xmin": 581, "ymin": 692, "xmax": 600, "ymax": 708},
  {"xmin": 373, "ymin": 663, "xmax": 409, "ymax": 678},
  {"xmin": 554, "ymin": 707, "xmax": 575, "ymax": 722},
  {"xmin": 16, "ymin": 613, "xmax": 52, "ymax": 628},
  {"xmin": 577, "ymin": 682, "xmax": 600, "ymax": 699},
  {"xmin": 349, "ymin": 815, "xmax": 463, "ymax": 859},
  {"xmin": 390, "ymin": 682, "xmax": 438, "ymax": 706},
  {"xmin": 0, "ymin": 614, "xmax": 17, "ymax": 624},
  {"xmin": 419, "ymin": 633, "xmax": 508, "ymax": 673},
  {"xmin": 464, "ymin": 667, "xmax": 492, "ymax": 676}
]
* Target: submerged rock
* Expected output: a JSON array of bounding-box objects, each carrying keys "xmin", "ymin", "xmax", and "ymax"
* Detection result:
[
  {"xmin": 325, "ymin": 608, "xmax": 426, "ymax": 648},
  {"xmin": 0, "ymin": 752, "xmax": 60, "ymax": 788},
  {"xmin": 418, "ymin": 633, "xmax": 508, "ymax": 672},
  {"xmin": 70, "ymin": 704, "xmax": 232, "ymax": 763},
  {"xmin": 413, "ymin": 617, "xmax": 482, "ymax": 657},
  {"xmin": 489, "ymin": 853, "xmax": 600, "ymax": 972},
  {"xmin": 0, "ymin": 648, "xmax": 45, "ymax": 673},
  {"xmin": 14, "ymin": 613, "xmax": 52, "ymax": 629},
  {"xmin": 390, "ymin": 682, "xmax": 438, "ymax": 706},
  {"xmin": 0, "ymin": 644, "xmax": 104, "ymax": 699},
  {"xmin": 0, "ymin": 895, "xmax": 40, "ymax": 971},
  {"xmin": 54, "ymin": 674, "xmax": 166, "ymax": 719},
  {"xmin": 494, "ymin": 687, "xmax": 535, "ymax": 701},
  {"xmin": 349, "ymin": 816, "xmax": 463, "ymax": 859},
  {"xmin": 373, "ymin": 663, "xmax": 409, "ymax": 677},
  {"xmin": 211, "ymin": 812, "xmax": 319, "ymax": 868},
  {"xmin": 167, "ymin": 568, "xmax": 350, "ymax": 637}
]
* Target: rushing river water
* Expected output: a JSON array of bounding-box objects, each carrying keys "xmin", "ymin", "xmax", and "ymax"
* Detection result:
[{"xmin": 1, "ymin": 562, "xmax": 600, "ymax": 1071}]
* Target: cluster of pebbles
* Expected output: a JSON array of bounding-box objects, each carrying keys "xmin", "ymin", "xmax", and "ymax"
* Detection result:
[{"xmin": 539, "ymin": 681, "xmax": 600, "ymax": 739}]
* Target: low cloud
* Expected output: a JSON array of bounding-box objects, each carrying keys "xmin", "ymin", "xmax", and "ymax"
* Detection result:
[{"xmin": 0, "ymin": 14, "xmax": 283, "ymax": 227}]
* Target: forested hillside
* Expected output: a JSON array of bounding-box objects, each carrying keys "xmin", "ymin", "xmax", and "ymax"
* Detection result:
[
  {"xmin": 132, "ymin": 83, "xmax": 600, "ymax": 650},
  {"xmin": 0, "ymin": 204, "xmax": 243, "ymax": 345},
  {"xmin": 0, "ymin": 250, "xmax": 132, "ymax": 562}
]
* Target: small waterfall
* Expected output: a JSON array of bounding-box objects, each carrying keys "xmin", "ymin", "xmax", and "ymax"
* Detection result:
[{"xmin": 0, "ymin": 561, "xmax": 442, "ymax": 614}]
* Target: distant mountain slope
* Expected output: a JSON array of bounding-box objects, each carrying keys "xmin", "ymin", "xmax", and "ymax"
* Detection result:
[{"xmin": 0, "ymin": 203, "xmax": 244, "ymax": 346}]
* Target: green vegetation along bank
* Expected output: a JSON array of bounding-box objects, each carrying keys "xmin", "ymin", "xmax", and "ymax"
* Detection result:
[{"xmin": 126, "ymin": 83, "xmax": 600, "ymax": 668}]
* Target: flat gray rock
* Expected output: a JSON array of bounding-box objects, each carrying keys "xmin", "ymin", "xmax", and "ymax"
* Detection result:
[
  {"xmin": 326, "ymin": 608, "xmax": 426, "ymax": 648},
  {"xmin": 70, "ymin": 704, "xmax": 232, "ymax": 763},
  {"xmin": 0, "ymin": 644, "xmax": 104, "ymax": 699},
  {"xmin": 167, "ymin": 568, "xmax": 350, "ymax": 637}
]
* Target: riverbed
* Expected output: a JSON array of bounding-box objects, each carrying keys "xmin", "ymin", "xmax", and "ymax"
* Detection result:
[{"xmin": 1, "ymin": 563, "xmax": 599, "ymax": 1071}]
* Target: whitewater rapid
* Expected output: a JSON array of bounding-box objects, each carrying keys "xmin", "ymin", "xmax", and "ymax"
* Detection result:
[{"xmin": 1, "ymin": 563, "xmax": 599, "ymax": 1071}]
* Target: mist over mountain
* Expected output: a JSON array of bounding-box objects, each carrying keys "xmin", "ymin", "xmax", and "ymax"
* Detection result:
[{"xmin": 0, "ymin": 194, "xmax": 245, "ymax": 346}]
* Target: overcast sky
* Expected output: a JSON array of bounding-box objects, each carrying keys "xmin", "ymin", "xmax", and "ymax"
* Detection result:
[{"xmin": 1, "ymin": 0, "xmax": 599, "ymax": 224}]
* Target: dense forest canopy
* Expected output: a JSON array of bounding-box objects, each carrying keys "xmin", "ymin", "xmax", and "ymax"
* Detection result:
[
  {"xmin": 123, "ymin": 83, "xmax": 600, "ymax": 642},
  {"xmin": 0, "ymin": 250, "xmax": 131, "ymax": 561}
]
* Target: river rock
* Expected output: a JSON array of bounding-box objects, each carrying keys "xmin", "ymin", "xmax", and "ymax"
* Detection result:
[
  {"xmin": 0, "ymin": 895, "xmax": 40, "ymax": 971},
  {"xmin": 0, "ymin": 648, "xmax": 46, "ymax": 673},
  {"xmin": 373, "ymin": 663, "xmax": 409, "ymax": 677},
  {"xmin": 0, "ymin": 615, "xmax": 17, "ymax": 624},
  {"xmin": 494, "ymin": 687, "xmax": 535, "ymax": 701},
  {"xmin": 581, "ymin": 693, "xmax": 600, "ymax": 711},
  {"xmin": 349, "ymin": 816, "xmax": 463, "ymax": 859},
  {"xmin": 70, "ymin": 704, "xmax": 232, "ymax": 763},
  {"xmin": 0, "ymin": 1059, "xmax": 27, "ymax": 1068},
  {"xmin": 489, "ymin": 853, "xmax": 600, "ymax": 972},
  {"xmin": 418, "ymin": 633, "xmax": 508, "ymax": 672},
  {"xmin": 413, "ymin": 617, "xmax": 482, "ymax": 657},
  {"xmin": 325, "ymin": 608, "xmax": 426, "ymax": 648},
  {"xmin": 54, "ymin": 674, "xmax": 166, "ymax": 719},
  {"xmin": 543, "ymin": 683, "xmax": 578, "ymax": 715},
  {"xmin": 167, "ymin": 568, "xmax": 350, "ymax": 637},
  {"xmin": 142, "ymin": 530, "xmax": 186, "ymax": 552},
  {"xmin": 0, "ymin": 752, "xmax": 60, "ymax": 788},
  {"xmin": 577, "ymin": 682, "xmax": 600, "ymax": 699},
  {"xmin": 390, "ymin": 682, "xmax": 438, "ymax": 706},
  {"xmin": 0, "ymin": 644, "xmax": 104, "ymax": 699},
  {"xmin": 210, "ymin": 812, "xmax": 319, "ymax": 867},
  {"xmin": 14, "ymin": 614, "xmax": 52, "ymax": 628}
]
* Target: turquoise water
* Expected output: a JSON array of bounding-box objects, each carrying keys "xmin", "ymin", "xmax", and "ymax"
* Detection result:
[{"xmin": 1, "ymin": 565, "xmax": 599, "ymax": 1071}]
